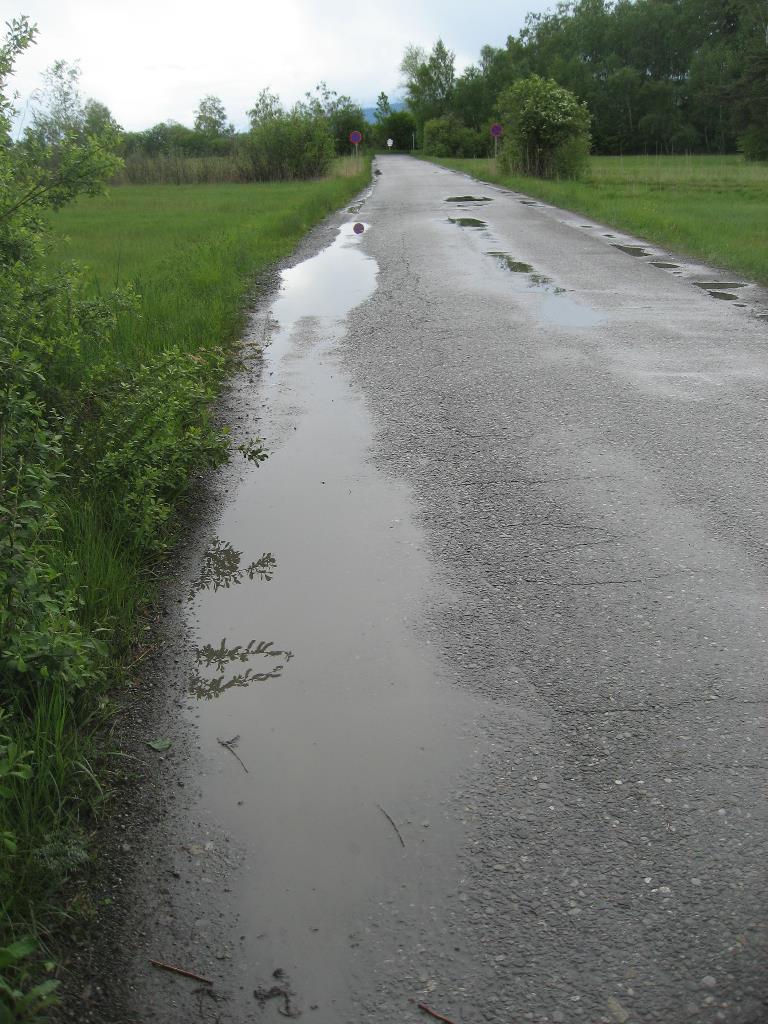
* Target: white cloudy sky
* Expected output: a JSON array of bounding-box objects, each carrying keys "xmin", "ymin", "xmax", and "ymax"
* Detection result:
[{"xmin": 6, "ymin": 0, "xmax": 554, "ymax": 132}]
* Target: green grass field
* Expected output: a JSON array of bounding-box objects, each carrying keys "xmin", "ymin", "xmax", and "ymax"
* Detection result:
[{"xmin": 424, "ymin": 154, "xmax": 768, "ymax": 286}]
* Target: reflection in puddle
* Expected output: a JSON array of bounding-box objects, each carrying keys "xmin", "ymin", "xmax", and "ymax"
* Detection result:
[
  {"xmin": 612, "ymin": 243, "xmax": 650, "ymax": 257},
  {"xmin": 189, "ymin": 538, "xmax": 287, "ymax": 699},
  {"xmin": 445, "ymin": 195, "xmax": 492, "ymax": 203},
  {"xmin": 487, "ymin": 252, "xmax": 533, "ymax": 274},
  {"xmin": 189, "ymin": 537, "xmax": 275, "ymax": 597},
  {"xmin": 695, "ymin": 281, "xmax": 746, "ymax": 290},
  {"xmin": 485, "ymin": 251, "xmax": 605, "ymax": 328},
  {"xmin": 189, "ymin": 638, "xmax": 293, "ymax": 700},
  {"xmin": 448, "ymin": 216, "xmax": 486, "ymax": 228},
  {"xmin": 530, "ymin": 272, "xmax": 565, "ymax": 294},
  {"xmin": 271, "ymin": 222, "xmax": 377, "ymax": 329},
  {"xmin": 519, "ymin": 200, "xmax": 538, "ymax": 206},
  {"xmin": 651, "ymin": 261, "xmax": 679, "ymax": 269},
  {"xmin": 707, "ymin": 290, "xmax": 738, "ymax": 301}
]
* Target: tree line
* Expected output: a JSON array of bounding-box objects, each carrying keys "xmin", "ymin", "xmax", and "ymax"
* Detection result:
[
  {"xmin": 401, "ymin": 0, "xmax": 768, "ymax": 160},
  {"xmin": 12, "ymin": 0, "xmax": 768, "ymax": 179}
]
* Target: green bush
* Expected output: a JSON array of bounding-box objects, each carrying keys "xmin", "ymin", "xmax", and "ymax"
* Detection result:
[
  {"xmin": 0, "ymin": 341, "xmax": 105, "ymax": 707},
  {"xmin": 79, "ymin": 347, "xmax": 230, "ymax": 552},
  {"xmin": 497, "ymin": 75, "xmax": 591, "ymax": 179},
  {"xmin": 423, "ymin": 113, "xmax": 486, "ymax": 158}
]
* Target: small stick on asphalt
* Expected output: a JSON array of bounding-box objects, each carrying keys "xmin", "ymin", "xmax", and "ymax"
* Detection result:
[
  {"xmin": 417, "ymin": 1003, "xmax": 458, "ymax": 1024},
  {"xmin": 125, "ymin": 641, "xmax": 162, "ymax": 670},
  {"xmin": 217, "ymin": 735, "xmax": 249, "ymax": 773},
  {"xmin": 375, "ymin": 803, "xmax": 405, "ymax": 848},
  {"xmin": 149, "ymin": 959, "xmax": 213, "ymax": 985}
]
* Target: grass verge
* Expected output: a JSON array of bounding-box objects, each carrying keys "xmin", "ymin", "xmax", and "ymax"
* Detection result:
[
  {"xmin": 2, "ymin": 156, "xmax": 371, "ymax": 1016},
  {"xmin": 422, "ymin": 154, "xmax": 768, "ymax": 286}
]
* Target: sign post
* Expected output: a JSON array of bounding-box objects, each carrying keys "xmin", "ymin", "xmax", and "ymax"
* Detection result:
[
  {"xmin": 490, "ymin": 122, "xmax": 503, "ymax": 160},
  {"xmin": 349, "ymin": 129, "xmax": 362, "ymax": 162}
]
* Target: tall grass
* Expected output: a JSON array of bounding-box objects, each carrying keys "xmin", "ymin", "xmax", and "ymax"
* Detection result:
[
  {"xmin": 114, "ymin": 152, "xmax": 254, "ymax": 185},
  {"xmin": 424, "ymin": 154, "xmax": 768, "ymax": 285}
]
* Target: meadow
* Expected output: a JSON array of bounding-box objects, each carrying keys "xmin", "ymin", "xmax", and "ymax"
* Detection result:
[{"xmin": 424, "ymin": 154, "xmax": 768, "ymax": 286}]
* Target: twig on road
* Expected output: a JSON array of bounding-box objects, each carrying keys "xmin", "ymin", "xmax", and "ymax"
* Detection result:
[
  {"xmin": 149, "ymin": 959, "xmax": 213, "ymax": 985},
  {"xmin": 217, "ymin": 735, "xmax": 249, "ymax": 773},
  {"xmin": 376, "ymin": 803, "xmax": 405, "ymax": 847},
  {"xmin": 416, "ymin": 1002, "xmax": 458, "ymax": 1024}
]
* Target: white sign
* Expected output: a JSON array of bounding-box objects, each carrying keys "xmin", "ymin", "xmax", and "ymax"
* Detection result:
[{"xmin": 387, "ymin": 138, "xmax": 394, "ymax": 148}]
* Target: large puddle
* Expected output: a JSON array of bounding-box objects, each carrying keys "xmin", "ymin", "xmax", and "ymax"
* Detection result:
[{"xmin": 182, "ymin": 221, "xmax": 479, "ymax": 1019}]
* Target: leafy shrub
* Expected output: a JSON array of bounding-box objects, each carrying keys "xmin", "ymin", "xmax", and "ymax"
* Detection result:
[
  {"xmin": 0, "ymin": 341, "xmax": 105, "ymax": 707},
  {"xmin": 423, "ymin": 113, "xmax": 487, "ymax": 158},
  {"xmin": 497, "ymin": 75, "xmax": 591, "ymax": 179},
  {"xmin": 80, "ymin": 347, "xmax": 230, "ymax": 552}
]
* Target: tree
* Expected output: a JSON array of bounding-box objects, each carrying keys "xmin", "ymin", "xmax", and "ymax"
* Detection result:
[
  {"xmin": 374, "ymin": 91, "xmax": 392, "ymax": 123},
  {"xmin": 22, "ymin": 57, "xmax": 121, "ymax": 157},
  {"xmin": 26, "ymin": 59, "xmax": 83, "ymax": 144},
  {"xmin": 243, "ymin": 86, "xmax": 335, "ymax": 180},
  {"xmin": 400, "ymin": 39, "xmax": 456, "ymax": 140},
  {"xmin": 83, "ymin": 98, "xmax": 121, "ymax": 138},
  {"xmin": 497, "ymin": 75, "xmax": 591, "ymax": 178},
  {"xmin": 247, "ymin": 88, "xmax": 282, "ymax": 128},
  {"xmin": 308, "ymin": 83, "xmax": 365, "ymax": 155},
  {"xmin": 194, "ymin": 94, "xmax": 231, "ymax": 136}
]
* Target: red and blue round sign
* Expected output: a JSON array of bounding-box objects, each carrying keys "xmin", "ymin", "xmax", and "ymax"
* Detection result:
[
  {"xmin": 490, "ymin": 123, "xmax": 503, "ymax": 138},
  {"xmin": 349, "ymin": 130, "xmax": 363, "ymax": 144}
]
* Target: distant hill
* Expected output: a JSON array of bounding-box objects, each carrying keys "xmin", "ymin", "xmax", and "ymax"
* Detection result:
[{"xmin": 361, "ymin": 99, "xmax": 407, "ymax": 124}]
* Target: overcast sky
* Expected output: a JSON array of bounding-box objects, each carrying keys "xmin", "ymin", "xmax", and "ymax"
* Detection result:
[{"xmin": 6, "ymin": 0, "xmax": 555, "ymax": 132}]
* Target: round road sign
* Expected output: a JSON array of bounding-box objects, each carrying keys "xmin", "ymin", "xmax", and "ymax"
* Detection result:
[
  {"xmin": 349, "ymin": 130, "xmax": 363, "ymax": 144},
  {"xmin": 490, "ymin": 123, "xmax": 503, "ymax": 137}
]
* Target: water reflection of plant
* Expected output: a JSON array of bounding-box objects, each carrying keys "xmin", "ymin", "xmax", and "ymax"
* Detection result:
[
  {"xmin": 189, "ymin": 537, "xmax": 276, "ymax": 597},
  {"xmin": 189, "ymin": 639, "xmax": 293, "ymax": 700}
]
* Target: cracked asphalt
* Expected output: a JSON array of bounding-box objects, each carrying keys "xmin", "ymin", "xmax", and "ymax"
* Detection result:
[{"xmin": 335, "ymin": 156, "xmax": 768, "ymax": 1023}]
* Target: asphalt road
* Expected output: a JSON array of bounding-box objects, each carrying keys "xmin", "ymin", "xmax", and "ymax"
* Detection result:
[
  {"xmin": 336, "ymin": 156, "xmax": 768, "ymax": 1024},
  {"xmin": 106, "ymin": 155, "xmax": 767, "ymax": 1024}
]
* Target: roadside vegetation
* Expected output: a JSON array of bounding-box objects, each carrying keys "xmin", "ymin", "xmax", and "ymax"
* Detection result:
[
  {"xmin": 0, "ymin": 15, "xmax": 370, "ymax": 1018},
  {"xmin": 423, "ymin": 153, "xmax": 768, "ymax": 285},
  {"xmin": 116, "ymin": 84, "xmax": 366, "ymax": 185}
]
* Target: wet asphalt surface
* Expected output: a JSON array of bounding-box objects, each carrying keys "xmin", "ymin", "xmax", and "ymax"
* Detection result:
[{"xmin": 101, "ymin": 155, "xmax": 768, "ymax": 1024}]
